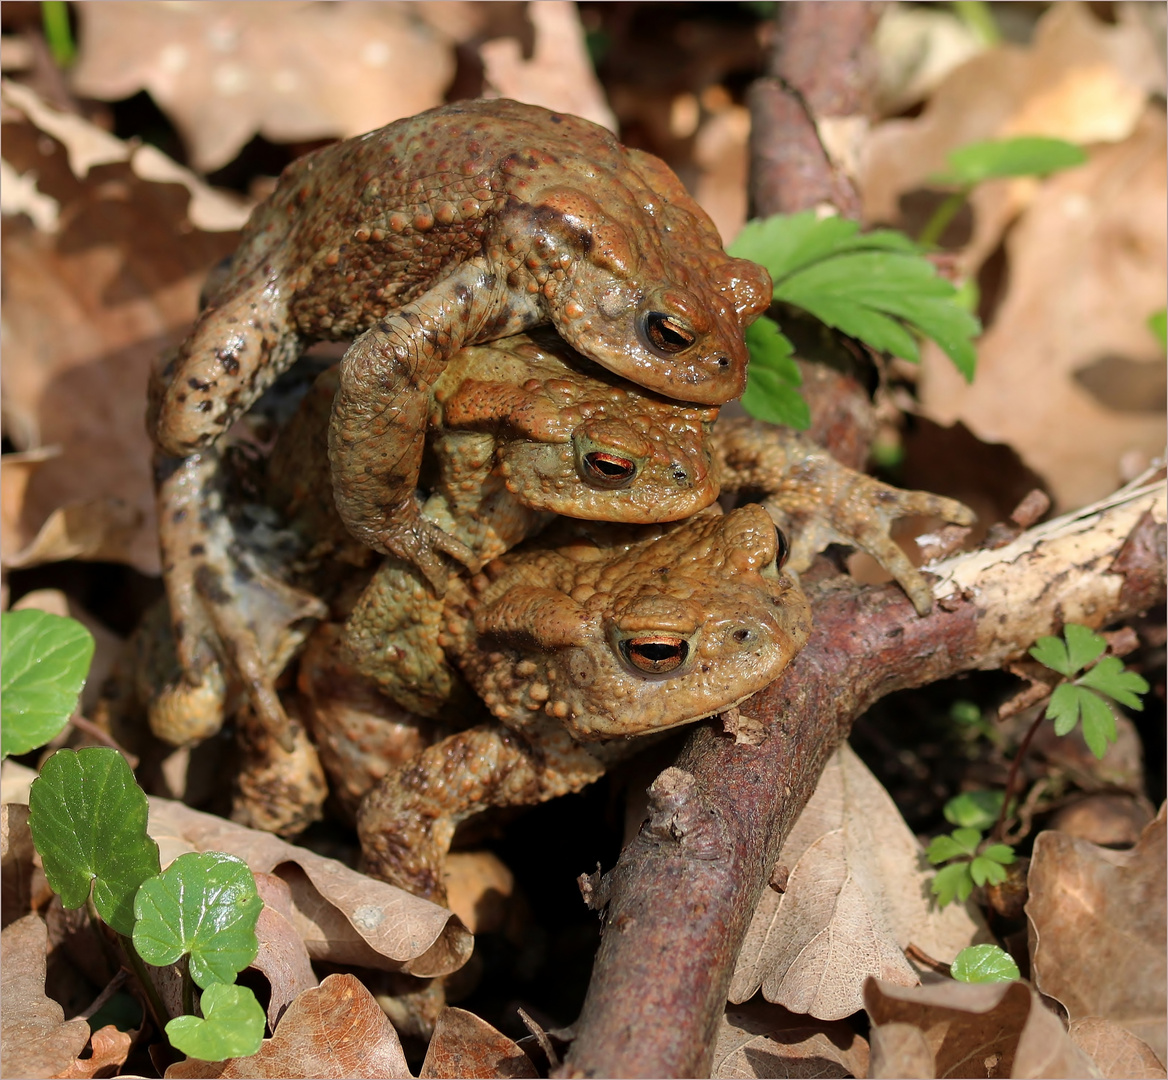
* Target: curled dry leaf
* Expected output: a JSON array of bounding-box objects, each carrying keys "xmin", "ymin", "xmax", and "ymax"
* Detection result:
[
  {"xmin": 419, "ymin": 1007, "xmax": 538, "ymax": 1079},
  {"xmin": 1026, "ymin": 804, "xmax": 1167, "ymax": 1063},
  {"xmin": 0, "ymin": 914, "xmax": 91, "ymax": 1079},
  {"xmin": 251, "ymin": 873, "xmax": 319, "ymax": 1029},
  {"xmin": 71, "ymin": 1, "xmax": 456, "ymax": 171},
  {"xmin": 0, "ymin": 80, "xmax": 243, "ymax": 575},
  {"xmin": 711, "ymin": 1001, "xmax": 870, "ymax": 1080},
  {"xmin": 730, "ymin": 744, "xmax": 985, "ymax": 1020},
  {"xmin": 480, "ymin": 0, "xmax": 616, "ymax": 132},
  {"xmin": 917, "ymin": 107, "xmax": 1166, "ymax": 511},
  {"xmin": 863, "ymin": 977, "xmax": 1099, "ymax": 1079},
  {"xmin": 1, "ymin": 802, "xmax": 37, "ymax": 929},
  {"xmin": 165, "ymin": 973, "xmax": 411, "ymax": 1079},
  {"xmin": 50, "ymin": 1025, "xmax": 133, "ymax": 1080},
  {"xmin": 146, "ymin": 795, "xmax": 472, "ymax": 978},
  {"xmin": 1069, "ymin": 1017, "xmax": 1167, "ymax": 1080}
]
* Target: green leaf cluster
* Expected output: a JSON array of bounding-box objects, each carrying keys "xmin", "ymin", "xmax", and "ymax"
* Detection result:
[
  {"xmin": 27, "ymin": 747, "xmax": 265, "ymax": 1062},
  {"xmin": 1030, "ymin": 624, "xmax": 1149, "ymax": 759},
  {"xmin": 927, "ymin": 827, "xmax": 1015, "ymax": 907},
  {"xmin": 729, "ymin": 212, "xmax": 980, "ymax": 415},
  {"xmin": 2, "ymin": 609, "xmax": 95, "ymax": 758},
  {"xmin": 950, "ymin": 943, "xmax": 1020, "ymax": 984}
]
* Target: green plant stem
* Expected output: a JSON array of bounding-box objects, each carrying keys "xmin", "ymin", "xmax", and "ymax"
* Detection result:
[
  {"xmin": 179, "ymin": 955, "xmax": 196, "ymax": 1018},
  {"xmin": 950, "ymin": 0, "xmax": 1001, "ymax": 46},
  {"xmin": 991, "ymin": 709, "xmax": 1047, "ymax": 842},
  {"xmin": 118, "ymin": 932, "xmax": 172, "ymax": 1033},
  {"xmin": 918, "ymin": 190, "xmax": 969, "ymax": 248},
  {"xmin": 40, "ymin": 1, "xmax": 76, "ymax": 68}
]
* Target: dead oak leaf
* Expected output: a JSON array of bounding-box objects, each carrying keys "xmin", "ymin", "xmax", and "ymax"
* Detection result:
[
  {"xmin": 1026, "ymin": 804, "xmax": 1166, "ymax": 1064},
  {"xmin": 50, "ymin": 1025, "xmax": 133, "ymax": 1080},
  {"xmin": 1069, "ymin": 1017, "xmax": 1167, "ymax": 1080},
  {"xmin": 419, "ymin": 1007, "xmax": 538, "ymax": 1079},
  {"xmin": 711, "ymin": 1001, "xmax": 870, "ymax": 1079},
  {"xmin": 730, "ymin": 743, "xmax": 985, "ymax": 1020},
  {"xmin": 0, "ymin": 914, "xmax": 90, "ymax": 1080},
  {"xmin": 71, "ymin": 1, "xmax": 456, "ymax": 171},
  {"xmin": 166, "ymin": 973, "xmax": 410, "ymax": 1079},
  {"xmin": 252, "ymin": 872, "xmax": 319, "ymax": 1030}
]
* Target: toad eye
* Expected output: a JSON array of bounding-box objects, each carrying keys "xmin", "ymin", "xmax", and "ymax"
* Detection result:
[
  {"xmin": 642, "ymin": 311, "xmax": 696, "ymax": 355},
  {"xmin": 581, "ymin": 451, "xmax": 638, "ymax": 488},
  {"xmin": 774, "ymin": 525, "xmax": 790, "ymax": 570},
  {"xmin": 619, "ymin": 635, "xmax": 689, "ymax": 674}
]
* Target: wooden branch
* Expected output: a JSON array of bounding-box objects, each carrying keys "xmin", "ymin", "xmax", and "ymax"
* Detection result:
[{"xmin": 562, "ymin": 478, "xmax": 1166, "ymax": 1078}]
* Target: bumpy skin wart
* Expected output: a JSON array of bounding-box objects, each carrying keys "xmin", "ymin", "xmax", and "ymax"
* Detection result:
[
  {"xmin": 357, "ymin": 503, "xmax": 812, "ymax": 903},
  {"xmin": 148, "ymin": 99, "xmax": 771, "ymax": 587}
]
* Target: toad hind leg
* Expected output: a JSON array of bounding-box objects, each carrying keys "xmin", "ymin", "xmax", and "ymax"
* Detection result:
[{"xmin": 328, "ymin": 261, "xmax": 533, "ymax": 592}]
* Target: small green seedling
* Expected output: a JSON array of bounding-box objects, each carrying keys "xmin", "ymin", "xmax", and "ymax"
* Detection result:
[
  {"xmin": 950, "ymin": 943, "xmax": 1020, "ymax": 984},
  {"xmin": 165, "ymin": 983, "xmax": 267, "ymax": 1061},
  {"xmin": 927, "ymin": 827, "xmax": 1015, "ymax": 907},
  {"xmin": 920, "ymin": 135, "xmax": 1087, "ymax": 247},
  {"xmin": 943, "ymin": 790, "xmax": 1006, "ymax": 832},
  {"xmin": 1029, "ymin": 623, "xmax": 1149, "ymax": 759},
  {"xmin": 2, "ymin": 609, "xmax": 95, "ymax": 758},
  {"xmin": 729, "ymin": 211, "xmax": 980, "ymax": 425}
]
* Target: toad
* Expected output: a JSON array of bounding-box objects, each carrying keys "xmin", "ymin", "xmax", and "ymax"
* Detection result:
[
  {"xmin": 148, "ymin": 99, "xmax": 772, "ymax": 590},
  {"xmin": 356, "ymin": 503, "xmax": 811, "ymax": 904}
]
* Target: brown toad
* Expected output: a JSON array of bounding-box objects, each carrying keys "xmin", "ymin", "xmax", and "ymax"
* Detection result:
[
  {"xmin": 356, "ymin": 503, "xmax": 811, "ymax": 904},
  {"xmin": 148, "ymin": 99, "xmax": 771, "ymax": 588}
]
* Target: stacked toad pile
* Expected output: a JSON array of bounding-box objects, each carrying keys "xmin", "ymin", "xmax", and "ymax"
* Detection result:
[{"xmin": 139, "ymin": 100, "xmax": 972, "ymax": 905}]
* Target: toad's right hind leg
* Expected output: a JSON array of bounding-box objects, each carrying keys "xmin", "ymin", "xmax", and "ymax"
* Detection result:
[{"xmin": 148, "ymin": 257, "xmax": 302, "ymax": 457}]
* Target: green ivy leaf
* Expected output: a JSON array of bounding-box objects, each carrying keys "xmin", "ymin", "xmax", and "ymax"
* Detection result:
[
  {"xmin": 933, "ymin": 136, "xmax": 1087, "ymax": 187},
  {"xmin": 931, "ymin": 862, "xmax": 974, "ymax": 907},
  {"xmin": 1, "ymin": 610, "xmax": 95, "ymax": 758},
  {"xmin": 728, "ymin": 212, "xmax": 980, "ymax": 383},
  {"xmin": 1062, "ymin": 624, "xmax": 1107, "ymax": 674},
  {"xmin": 943, "ymin": 790, "xmax": 1004, "ymax": 830},
  {"xmin": 1078, "ymin": 656, "xmax": 1149, "ymax": 710},
  {"xmin": 165, "ymin": 983, "xmax": 265, "ymax": 1062},
  {"xmin": 133, "ymin": 852, "xmax": 261, "ymax": 988},
  {"xmin": 950, "ymin": 944, "xmax": 1020, "ymax": 984},
  {"xmin": 1077, "ymin": 690, "xmax": 1118, "ymax": 760},
  {"xmin": 27, "ymin": 748, "xmax": 160, "ymax": 935}
]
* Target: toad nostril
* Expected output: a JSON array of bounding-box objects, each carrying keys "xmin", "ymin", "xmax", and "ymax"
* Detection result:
[
  {"xmin": 716, "ymin": 355, "xmax": 730, "ymax": 369},
  {"xmin": 732, "ymin": 628, "xmax": 752, "ymax": 643}
]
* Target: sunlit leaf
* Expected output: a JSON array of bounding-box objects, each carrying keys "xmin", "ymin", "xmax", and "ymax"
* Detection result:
[
  {"xmin": 934, "ymin": 136, "xmax": 1087, "ymax": 187},
  {"xmin": 165, "ymin": 983, "xmax": 265, "ymax": 1061},
  {"xmin": 951, "ymin": 944, "xmax": 1020, "ymax": 983}
]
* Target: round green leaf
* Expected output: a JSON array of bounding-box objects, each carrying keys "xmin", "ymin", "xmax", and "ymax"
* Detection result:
[
  {"xmin": 133, "ymin": 852, "xmax": 261, "ymax": 988},
  {"xmin": 2, "ymin": 610, "xmax": 95, "ymax": 758},
  {"xmin": 950, "ymin": 944, "xmax": 1020, "ymax": 984},
  {"xmin": 27, "ymin": 747, "xmax": 160, "ymax": 935},
  {"xmin": 166, "ymin": 983, "xmax": 265, "ymax": 1061}
]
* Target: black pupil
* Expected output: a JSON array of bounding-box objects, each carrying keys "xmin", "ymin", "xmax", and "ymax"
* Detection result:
[
  {"xmin": 774, "ymin": 525, "xmax": 790, "ymax": 569},
  {"xmin": 636, "ymin": 642, "xmax": 680, "ymax": 662},
  {"xmin": 585, "ymin": 453, "xmax": 635, "ymax": 480},
  {"xmin": 621, "ymin": 637, "xmax": 689, "ymax": 673}
]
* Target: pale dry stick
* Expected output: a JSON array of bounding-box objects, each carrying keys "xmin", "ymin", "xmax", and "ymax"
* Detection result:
[{"xmin": 562, "ymin": 476, "xmax": 1166, "ymax": 1078}]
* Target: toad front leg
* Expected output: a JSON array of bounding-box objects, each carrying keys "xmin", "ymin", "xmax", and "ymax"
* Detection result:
[
  {"xmin": 357, "ymin": 721, "xmax": 605, "ymax": 906},
  {"xmin": 328, "ymin": 261, "xmax": 537, "ymax": 591}
]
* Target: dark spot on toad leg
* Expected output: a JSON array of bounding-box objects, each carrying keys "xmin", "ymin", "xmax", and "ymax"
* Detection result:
[
  {"xmin": 194, "ymin": 565, "xmax": 232, "ymax": 605},
  {"xmin": 188, "ymin": 544, "xmax": 205, "ymax": 556}
]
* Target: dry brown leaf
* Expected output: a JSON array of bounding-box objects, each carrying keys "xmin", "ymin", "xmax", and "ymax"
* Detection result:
[
  {"xmin": 252, "ymin": 873, "xmax": 319, "ymax": 1029},
  {"xmin": 863, "ymin": 2, "xmax": 1165, "ymax": 271},
  {"xmin": 1, "ymin": 81, "xmax": 242, "ymax": 575},
  {"xmin": 1070, "ymin": 1017, "xmax": 1167, "ymax": 1080},
  {"xmin": 0, "ymin": 914, "xmax": 91, "ymax": 1080},
  {"xmin": 50, "ymin": 1025, "xmax": 133, "ymax": 1080},
  {"xmin": 872, "ymin": 5, "xmax": 985, "ymax": 116},
  {"xmin": 419, "ymin": 1006, "xmax": 538, "ymax": 1079},
  {"xmin": 692, "ymin": 104, "xmax": 751, "ymax": 246},
  {"xmin": 917, "ymin": 106, "xmax": 1166, "ymax": 511},
  {"xmin": 71, "ymin": 1, "xmax": 456, "ymax": 171},
  {"xmin": 146, "ymin": 795, "xmax": 472, "ymax": 977},
  {"xmin": 166, "ymin": 973, "xmax": 411, "ymax": 1079},
  {"xmin": 730, "ymin": 743, "xmax": 985, "ymax": 1020},
  {"xmin": 864, "ymin": 977, "xmax": 1100, "ymax": 1079},
  {"xmin": 1026, "ymin": 804, "xmax": 1167, "ymax": 1063},
  {"xmin": 711, "ymin": 1001, "xmax": 869, "ymax": 1079},
  {"xmin": 868, "ymin": 1020, "xmax": 936, "ymax": 1078},
  {"xmin": 0, "ymin": 760, "xmax": 38, "ymax": 807},
  {"xmin": 480, "ymin": 0, "xmax": 616, "ymax": 132},
  {"xmin": 1, "ymin": 802, "xmax": 36, "ymax": 929}
]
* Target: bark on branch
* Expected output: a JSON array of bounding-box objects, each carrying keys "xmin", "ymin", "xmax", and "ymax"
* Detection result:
[{"xmin": 562, "ymin": 477, "xmax": 1166, "ymax": 1078}]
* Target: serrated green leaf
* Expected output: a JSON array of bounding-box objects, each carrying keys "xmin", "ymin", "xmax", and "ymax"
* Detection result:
[
  {"xmin": 951, "ymin": 944, "xmax": 1020, "ymax": 984},
  {"xmin": 950, "ymin": 827, "xmax": 982, "ymax": 851},
  {"xmin": 981, "ymin": 844, "xmax": 1016, "ymax": 866},
  {"xmin": 1149, "ymin": 308, "xmax": 1167, "ymax": 349},
  {"xmin": 1063, "ymin": 624, "xmax": 1107, "ymax": 673},
  {"xmin": 1030, "ymin": 634, "xmax": 1072, "ymax": 677},
  {"xmin": 133, "ymin": 852, "xmax": 261, "ymax": 988},
  {"xmin": 927, "ymin": 835, "xmax": 967, "ymax": 864},
  {"xmin": 744, "ymin": 316, "xmax": 799, "ymax": 377},
  {"xmin": 1, "ymin": 610, "xmax": 95, "ymax": 758},
  {"xmin": 165, "ymin": 983, "xmax": 265, "ymax": 1061},
  {"xmin": 1046, "ymin": 683, "xmax": 1081, "ymax": 736},
  {"xmin": 27, "ymin": 748, "xmax": 160, "ymax": 935},
  {"xmin": 741, "ymin": 366, "xmax": 811, "ymax": 429},
  {"xmin": 1077, "ymin": 690, "xmax": 1118, "ymax": 760},
  {"xmin": 970, "ymin": 856, "xmax": 1008, "ymax": 887},
  {"xmin": 934, "ymin": 136, "xmax": 1087, "ymax": 187},
  {"xmin": 931, "ymin": 863, "xmax": 974, "ymax": 907},
  {"xmin": 943, "ymin": 790, "xmax": 1004, "ymax": 830},
  {"xmin": 1078, "ymin": 656, "xmax": 1148, "ymax": 710}
]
